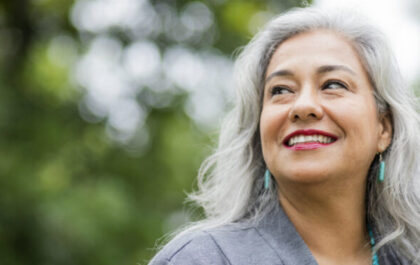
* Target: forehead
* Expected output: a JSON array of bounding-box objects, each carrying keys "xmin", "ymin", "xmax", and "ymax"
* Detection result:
[{"xmin": 266, "ymin": 30, "xmax": 366, "ymax": 75}]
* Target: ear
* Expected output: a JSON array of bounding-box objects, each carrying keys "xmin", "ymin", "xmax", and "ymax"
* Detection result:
[{"xmin": 377, "ymin": 112, "xmax": 393, "ymax": 153}]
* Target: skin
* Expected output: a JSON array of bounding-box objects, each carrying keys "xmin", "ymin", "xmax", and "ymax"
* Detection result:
[{"xmin": 260, "ymin": 30, "xmax": 392, "ymax": 265}]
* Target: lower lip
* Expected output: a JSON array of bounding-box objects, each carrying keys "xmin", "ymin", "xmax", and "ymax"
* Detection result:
[{"xmin": 285, "ymin": 142, "xmax": 334, "ymax": 150}]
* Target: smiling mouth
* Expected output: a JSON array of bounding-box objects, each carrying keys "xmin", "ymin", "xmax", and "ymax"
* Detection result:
[
  {"xmin": 283, "ymin": 130, "xmax": 338, "ymax": 150},
  {"xmin": 287, "ymin": 134, "xmax": 335, "ymax": 147}
]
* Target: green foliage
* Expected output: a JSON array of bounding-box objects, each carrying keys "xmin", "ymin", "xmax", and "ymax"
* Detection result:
[{"xmin": 0, "ymin": 0, "xmax": 317, "ymax": 264}]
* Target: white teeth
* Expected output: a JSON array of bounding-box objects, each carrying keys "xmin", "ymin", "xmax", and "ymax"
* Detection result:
[{"xmin": 287, "ymin": 134, "xmax": 334, "ymax": 146}]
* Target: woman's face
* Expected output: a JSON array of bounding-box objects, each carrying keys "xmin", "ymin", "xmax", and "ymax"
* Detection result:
[{"xmin": 260, "ymin": 30, "xmax": 392, "ymax": 185}]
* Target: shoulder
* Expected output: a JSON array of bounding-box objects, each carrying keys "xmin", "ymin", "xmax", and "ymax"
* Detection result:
[
  {"xmin": 148, "ymin": 229, "xmax": 230, "ymax": 265},
  {"xmin": 148, "ymin": 223, "xmax": 260, "ymax": 265}
]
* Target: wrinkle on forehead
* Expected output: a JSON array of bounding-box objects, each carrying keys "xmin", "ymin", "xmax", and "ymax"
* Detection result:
[{"xmin": 264, "ymin": 29, "xmax": 372, "ymax": 88}]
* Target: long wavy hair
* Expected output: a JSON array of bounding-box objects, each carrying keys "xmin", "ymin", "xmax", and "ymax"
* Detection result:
[{"xmin": 176, "ymin": 7, "xmax": 420, "ymax": 262}]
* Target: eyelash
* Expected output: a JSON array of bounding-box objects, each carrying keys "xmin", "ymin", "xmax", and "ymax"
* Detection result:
[
  {"xmin": 271, "ymin": 86, "xmax": 293, "ymax": 95},
  {"xmin": 322, "ymin": 80, "xmax": 348, "ymax": 90},
  {"xmin": 269, "ymin": 80, "xmax": 348, "ymax": 96}
]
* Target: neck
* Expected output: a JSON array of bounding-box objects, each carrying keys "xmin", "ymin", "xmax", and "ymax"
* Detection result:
[{"xmin": 277, "ymin": 177, "xmax": 371, "ymax": 264}]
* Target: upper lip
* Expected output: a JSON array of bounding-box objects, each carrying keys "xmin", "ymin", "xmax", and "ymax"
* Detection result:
[{"xmin": 283, "ymin": 129, "xmax": 338, "ymax": 145}]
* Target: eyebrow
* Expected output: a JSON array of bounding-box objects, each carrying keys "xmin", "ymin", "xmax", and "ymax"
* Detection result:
[
  {"xmin": 265, "ymin": 64, "xmax": 356, "ymax": 83},
  {"xmin": 265, "ymin": 69, "xmax": 294, "ymax": 83},
  {"xmin": 317, "ymin": 65, "xmax": 356, "ymax": 76}
]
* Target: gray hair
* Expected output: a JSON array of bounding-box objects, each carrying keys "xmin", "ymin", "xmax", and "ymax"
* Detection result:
[{"xmin": 183, "ymin": 7, "xmax": 420, "ymax": 262}]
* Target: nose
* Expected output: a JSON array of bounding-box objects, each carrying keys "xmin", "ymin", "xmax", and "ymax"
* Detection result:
[{"xmin": 288, "ymin": 86, "xmax": 324, "ymax": 122}]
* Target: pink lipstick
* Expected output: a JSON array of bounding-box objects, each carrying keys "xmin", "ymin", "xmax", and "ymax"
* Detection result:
[{"xmin": 283, "ymin": 129, "xmax": 338, "ymax": 150}]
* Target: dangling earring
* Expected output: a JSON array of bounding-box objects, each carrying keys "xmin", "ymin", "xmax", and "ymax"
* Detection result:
[
  {"xmin": 378, "ymin": 153, "xmax": 385, "ymax": 183},
  {"xmin": 264, "ymin": 169, "xmax": 271, "ymax": 189}
]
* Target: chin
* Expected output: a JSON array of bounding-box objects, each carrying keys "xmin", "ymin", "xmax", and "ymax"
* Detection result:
[{"xmin": 276, "ymin": 169, "xmax": 333, "ymax": 185}]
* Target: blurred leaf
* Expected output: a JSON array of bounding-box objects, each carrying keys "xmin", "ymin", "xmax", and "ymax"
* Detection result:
[{"xmin": 0, "ymin": 0, "xmax": 311, "ymax": 264}]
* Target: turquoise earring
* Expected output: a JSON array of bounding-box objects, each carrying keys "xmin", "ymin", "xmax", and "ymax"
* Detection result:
[
  {"xmin": 378, "ymin": 153, "xmax": 385, "ymax": 183},
  {"xmin": 264, "ymin": 169, "xmax": 271, "ymax": 189}
]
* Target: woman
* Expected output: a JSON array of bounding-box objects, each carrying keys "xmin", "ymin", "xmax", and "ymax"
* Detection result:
[{"xmin": 149, "ymin": 7, "xmax": 420, "ymax": 265}]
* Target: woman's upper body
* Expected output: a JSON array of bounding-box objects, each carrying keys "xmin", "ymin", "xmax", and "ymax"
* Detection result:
[
  {"xmin": 149, "ymin": 202, "xmax": 408, "ymax": 265},
  {"xmin": 149, "ymin": 6, "xmax": 420, "ymax": 265}
]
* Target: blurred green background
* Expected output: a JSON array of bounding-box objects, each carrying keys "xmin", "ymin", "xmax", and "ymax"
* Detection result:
[{"xmin": 2, "ymin": 0, "xmax": 419, "ymax": 264}]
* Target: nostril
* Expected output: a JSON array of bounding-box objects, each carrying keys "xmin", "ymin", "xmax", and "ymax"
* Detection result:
[
  {"xmin": 289, "ymin": 100, "xmax": 324, "ymax": 121},
  {"xmin": 293, "ymin": 112, "xmax": 317, "ymax": 121}
]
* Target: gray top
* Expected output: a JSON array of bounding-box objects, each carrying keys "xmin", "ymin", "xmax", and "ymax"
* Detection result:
[{"xmin": 149, "ymin": 202, "xmax": 407, "ymax": 265}]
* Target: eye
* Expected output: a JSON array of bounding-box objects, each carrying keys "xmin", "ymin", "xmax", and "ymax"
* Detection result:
[
  {"xmin": 271, "ymin": 86, "xmax": 293, "ymax": 95},
  {"xmin": 322, "ymin": 80, "xmax": 347, "ymax": 90}
]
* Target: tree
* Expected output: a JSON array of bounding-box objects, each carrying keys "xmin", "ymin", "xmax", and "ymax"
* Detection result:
[{"xmin": 0, "ymin": 0, "xmax": 312, "ymax": 264}]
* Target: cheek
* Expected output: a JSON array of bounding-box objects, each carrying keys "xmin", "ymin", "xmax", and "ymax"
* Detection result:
[
  {"xmin": 261, "ymin": 107, "xmax": 279, "ymax": 138},
  {"xmin": 260, "ymin": 106, "xmax": 289, "ymax": 150},
  {"xmin": 330, "ymin": 100, "xmax": 380, "ymax": 146}
]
